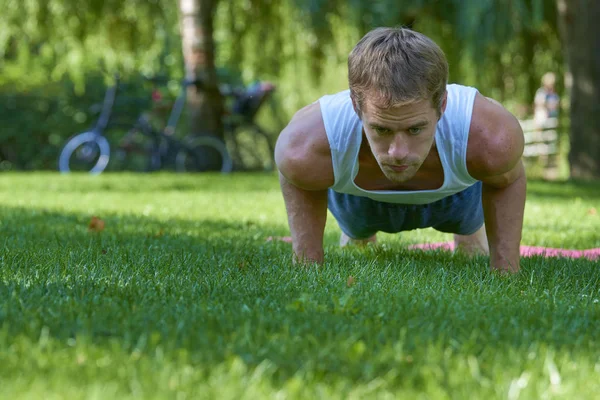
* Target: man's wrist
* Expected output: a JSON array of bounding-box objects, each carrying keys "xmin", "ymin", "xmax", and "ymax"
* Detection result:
[
  {"xmin": 490, "ymin": 253, "xmax": 520, "ymax": 273},
  {"xmin": 292, "ymin": 246, "xmax": 324, "ymax": 265}
]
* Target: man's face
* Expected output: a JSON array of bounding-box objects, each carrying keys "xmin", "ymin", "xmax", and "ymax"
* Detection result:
[{"xmin": 359, "ymin": 96, "xmax": 443, "ymax": 183}]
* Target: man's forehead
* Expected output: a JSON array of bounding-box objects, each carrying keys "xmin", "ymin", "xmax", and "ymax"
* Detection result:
[{"xmin": 363, "ymin": 97, "xmax": 434, "ymax": 118}]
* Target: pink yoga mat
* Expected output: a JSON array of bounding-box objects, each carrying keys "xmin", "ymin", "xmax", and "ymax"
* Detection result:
[
  {"xmin": 266, "ymin": 237, "xmax": 599, "ymax": 261},
  {"xmin": 408, "ymin": 242, "xmax": 600, "ymax": 261}
]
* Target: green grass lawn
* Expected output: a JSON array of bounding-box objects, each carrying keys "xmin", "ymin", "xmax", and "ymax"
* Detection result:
[{"xmin": 1, "ymin": 172, "xmax": 599, "ymax": 399}]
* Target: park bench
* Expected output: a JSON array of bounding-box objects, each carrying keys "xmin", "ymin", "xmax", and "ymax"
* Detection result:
[
  {"xmin": 519, "ymin": 117, "xmax": 561, "ymax": 178},
  {"xmin": 520, "ymin": 117, "xmax": 559, "ymax": 157}
]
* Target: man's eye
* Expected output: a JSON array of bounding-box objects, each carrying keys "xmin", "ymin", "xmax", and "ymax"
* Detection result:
[
  {"xmin": 408, "ymin": 127, "xmax": 423, "ymax": 135},
  {"xmin": 374, "ymin": 127, "xmax": 390, "ymax": 135}
]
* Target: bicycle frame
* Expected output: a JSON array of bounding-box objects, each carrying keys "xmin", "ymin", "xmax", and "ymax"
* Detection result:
[
  {"xmin": 118, "ymin": 79, "xmax": 198, "ymax": 171},
  {"xmin": 161, "ymin": 80, "xmax": 189, "ymax": 136},
  {"xmin": 153, "ymin": 78, "xmax": 276, "ymax": 138},
  {"xmin": 94, "ymin": 75, "xmax": 120, "ymax": 133}
]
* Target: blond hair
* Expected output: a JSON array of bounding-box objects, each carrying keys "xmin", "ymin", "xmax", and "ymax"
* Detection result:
[
  {"xmin": 541, "ymin": 72, "xmax": 556, "ymax": 87},
  {"xmin": 348, "ymin": 27, "xmax": 448, "ymax": 115}
]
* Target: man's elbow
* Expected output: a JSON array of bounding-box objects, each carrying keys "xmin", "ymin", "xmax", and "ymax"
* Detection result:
[
  {"xmin": 274, "ymin": 140, "xmax": 307, "ymax": 189},
  {"xmin": 482, "ymin": 160, "xmax": 526, "ymax": 190}
]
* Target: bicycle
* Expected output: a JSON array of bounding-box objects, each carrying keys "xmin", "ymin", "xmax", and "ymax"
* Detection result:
[
  {"xmin": 210, "ymin": 81, "xmax": 277, "ymax": 172},
  {"xmin": 58, "ymin": 75, "xmax": 232, "ymax": 174},
  {"xmin": 149, "ymin": 78, "xmax": 277, "ymax": 172}
]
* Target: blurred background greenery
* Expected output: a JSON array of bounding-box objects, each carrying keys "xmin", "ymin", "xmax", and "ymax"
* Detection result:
[{"xmin": 0, "ymin": 0, "xmax": 597, "ymax": 178}]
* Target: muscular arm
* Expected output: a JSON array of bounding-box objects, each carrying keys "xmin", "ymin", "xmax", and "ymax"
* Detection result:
[
  {"xmin": 469, "ymin": 95, "xmax": 526, "ymax": 273},
  {"xmin": 481, "ymin": 161, "xmax": 526, "ymax": 273},
  {"xmin": 275, "ymin": 103, "xmax": 334, "ymax": 264},
  {"xmin": 279, "ymin": 174, "xmax": 328, "ymax": 263}
]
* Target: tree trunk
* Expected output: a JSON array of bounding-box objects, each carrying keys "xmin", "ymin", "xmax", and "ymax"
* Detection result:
[
  {"xmin": 179, "ymin": 0, "xmax": 225, "ymax": 168},
  {"xmin": 557, "ymin": 0, "xmax": 600, "ymax": 179}
]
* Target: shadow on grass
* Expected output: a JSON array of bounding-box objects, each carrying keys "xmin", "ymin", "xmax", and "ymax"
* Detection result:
[{"xmin": 1, "ymin": 205, "xmax": 600, "ymax": 385}]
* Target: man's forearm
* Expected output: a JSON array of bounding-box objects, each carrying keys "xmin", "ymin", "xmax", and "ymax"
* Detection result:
[
  {"xmin": 279, "ymin": 173, "xmax": 328, "ymax": 264},
  {"xmin": 482, "ymin": 166, "xmax": 527, "ymax": 273}
]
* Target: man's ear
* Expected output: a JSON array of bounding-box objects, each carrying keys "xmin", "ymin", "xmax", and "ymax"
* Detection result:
[
  {"xmin": 438, "ymin": 91, "xmax": 448, "ymax": 119},
  {"xmin": 351, "ymin": 95, "xmax": 362, "ymax": 120}
]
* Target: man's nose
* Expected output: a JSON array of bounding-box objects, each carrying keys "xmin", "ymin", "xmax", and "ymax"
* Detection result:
[{"xmin": 388, "ymin": 135, "xmax": 409, "ymax": 160}]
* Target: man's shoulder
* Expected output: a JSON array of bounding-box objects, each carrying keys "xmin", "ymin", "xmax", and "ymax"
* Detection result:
[
  {"xmin": 280, "ymin": 102, "xmax": 329, "ymax": 150},
  {"xmin": 274, "ymin": 102, "xmax": 334, "ymax": 190},
  {"xmin": 466, "ymin": 93, "xmax": 524, "ymax": 180}
]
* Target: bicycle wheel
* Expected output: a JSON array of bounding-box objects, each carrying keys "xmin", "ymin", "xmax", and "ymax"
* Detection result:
[
  {"xmin": 227, "ymin": 123, "xmax": 275, "ymax": 171},
  {"xmin": 58, "ymin": 131, "xmax": 110, "ymax": 174},
  {"xmin": 182, "ymin": 135, "xmax": 233, "ymax": 173}
]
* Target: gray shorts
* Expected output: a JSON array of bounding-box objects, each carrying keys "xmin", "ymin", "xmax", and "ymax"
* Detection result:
[{"xmin": 327, "ymin": 182, "xmax": 484, "ymax": 239}]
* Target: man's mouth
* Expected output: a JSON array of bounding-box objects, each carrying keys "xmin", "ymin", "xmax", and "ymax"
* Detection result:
[{"xmin": 387, "ymin": 164, "xmax": 409, "ymax": 172}]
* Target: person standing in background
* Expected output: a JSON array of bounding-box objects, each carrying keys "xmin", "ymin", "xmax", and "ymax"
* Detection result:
[{"xmin": 533, "ymin": 72, "xmax": 560, "ymax": 125}]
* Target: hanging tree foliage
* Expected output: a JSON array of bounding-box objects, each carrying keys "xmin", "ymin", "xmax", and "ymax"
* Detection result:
[
  {"xmin": 1, "ymin": 0, "xmax": 562, "ymax": 105},
  {"xmin": 4, "ymin": 0, "xmax": 597, "ymax": 177},
  {"xmin": 1, "ymin": 0, "xmax": 559, "ymax": 94},
  {"xmin": 0, "ymin": 0, "xmax": 178, "ymax": 88}
]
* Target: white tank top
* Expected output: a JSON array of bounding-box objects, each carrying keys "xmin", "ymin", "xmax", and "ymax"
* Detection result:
[{"xmin": 318, "ymin": 84, "xmax": 479, "ymax": 205}]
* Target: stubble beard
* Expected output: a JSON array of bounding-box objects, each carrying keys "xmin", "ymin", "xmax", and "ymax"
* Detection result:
[{"xmin": 378, "ymin": 159, "xmax": 419, "ymax": 183}]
